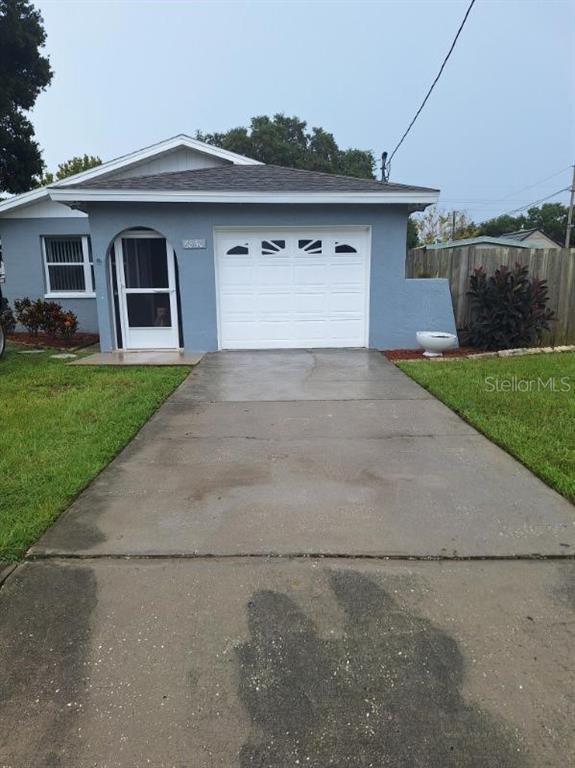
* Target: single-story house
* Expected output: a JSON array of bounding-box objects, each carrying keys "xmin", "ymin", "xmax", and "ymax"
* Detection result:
[
  {"xmin": 0, "ymin": 134, "xmax": 456, "ymax": 352},
  {"xmin": 426, "ymin": 229, "xmax": 560, "ymax": 251},
  {"xmin": 499, "ymin": 229, "xmax": 561, "ymax": 249}
]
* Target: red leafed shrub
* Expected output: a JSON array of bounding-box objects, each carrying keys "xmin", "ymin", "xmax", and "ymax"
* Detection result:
[
  {"xmin": 464, "ymin": 264, "xmax": 555, "ymax": 350},
  {"xmin": 60, "ymin": 310, "xmax": 79, "ymax": 339},
  {"xmin": 14, "ymin": 298, "xmax": 79, "ymax": 339},
  {"xmin": 41, "ymin": 301, "xmax": 65, "ymax": 336},
  {"xmin": 14, "ymin": 298, "xmax": 44, "ymax": 335}
]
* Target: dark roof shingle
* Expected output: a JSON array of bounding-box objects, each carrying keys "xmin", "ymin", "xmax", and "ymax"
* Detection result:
[
  {"xmin": 500, "ymin": 229, "xmax": 538, "ymax": 241},
  {"xmin": 72, "ymin": 164, "xmax": 438, "ymax": 194}
]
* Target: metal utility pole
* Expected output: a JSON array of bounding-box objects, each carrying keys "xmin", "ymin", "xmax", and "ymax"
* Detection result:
[{"xmin": 565, "ymin": 164, "xmax": 575, "ymax": 248}]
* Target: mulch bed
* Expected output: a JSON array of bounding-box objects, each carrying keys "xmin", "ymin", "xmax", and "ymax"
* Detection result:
[
  {"xmin": 384, "ymin": 347, "xmax": 476, "ymax": 361},
  {"xmin": 8, "ymin": 331, "xmax": 99, "ymax": 350}
]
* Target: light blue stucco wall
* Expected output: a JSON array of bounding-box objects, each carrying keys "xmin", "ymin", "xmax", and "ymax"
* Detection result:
[
  {"xmin": 85, "ymin": 202, "xmax": 456, "ymax": 352},
  {"xmin": 0, "ymin": 217, "xmax": 99, "ymax": 332}
]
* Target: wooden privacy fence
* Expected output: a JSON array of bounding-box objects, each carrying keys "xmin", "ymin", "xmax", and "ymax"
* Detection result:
[{"xmin": 406, "ymin": 245, "xmax": 575, "ymax": 345}]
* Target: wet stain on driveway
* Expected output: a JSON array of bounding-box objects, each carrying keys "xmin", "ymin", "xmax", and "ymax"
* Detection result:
[{"xmin": 237, "ymin": 570, "xmax": 525, "ymax": 767}]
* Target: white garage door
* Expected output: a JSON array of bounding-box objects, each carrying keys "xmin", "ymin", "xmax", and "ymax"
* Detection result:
[{"xmin": 215, "ymin": 229, "xmax": 370, "ymax": 349}]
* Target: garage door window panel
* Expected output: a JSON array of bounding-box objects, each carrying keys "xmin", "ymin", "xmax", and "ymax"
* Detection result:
[
  {"xmin": 261, "ymin": 240, "xmax": 286, "ymax": 255},
  {"xmin": 335, "ymin": 242, "xmax": 358, "ymax": 253},
  {"xmin": 298, "ymin": 239, "xmax": 323, "ymax": 254}
]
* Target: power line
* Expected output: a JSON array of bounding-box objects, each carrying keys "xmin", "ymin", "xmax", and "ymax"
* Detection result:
[
  {"xmin": 421, "ymin": 165, "xmax": 573, "ymax": 204},
  {"xmin": 497, "ymin": 166, "xmax": 573, "ymax": 202},
  {"xmin": 501, "ymin": 187, "xmax": 571, "ymax": 217},
  {"xmin": 432, "ymin": 168, "xmax": 573, "ymax": 209},
  {"xmin": 384, "ymin": 0, "xmax": 477, "ymax": 178}
]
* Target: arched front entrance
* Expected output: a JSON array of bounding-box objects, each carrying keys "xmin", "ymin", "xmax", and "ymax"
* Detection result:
[{"xmin": 112, "ymin": 229, "xmax": 179, "ymax": 350}]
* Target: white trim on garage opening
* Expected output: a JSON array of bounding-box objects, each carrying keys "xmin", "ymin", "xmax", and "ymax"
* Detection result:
[{"xmin": 214, "ymin": 226, "xmax": 371, "ymax": 350}]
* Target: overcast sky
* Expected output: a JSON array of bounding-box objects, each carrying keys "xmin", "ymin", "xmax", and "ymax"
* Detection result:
[{"xmin": 30, "ymin": 0, "xmax": 575, "ymax": 222}]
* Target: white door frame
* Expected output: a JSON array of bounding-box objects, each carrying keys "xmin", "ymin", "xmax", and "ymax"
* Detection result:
[
  {"xmin": 214, "ymin": 226, "xmax": 371, "ymax": 350},
  {"xmin": 113, "ymin": 230, "xmax": 179, "ymax": 350}
]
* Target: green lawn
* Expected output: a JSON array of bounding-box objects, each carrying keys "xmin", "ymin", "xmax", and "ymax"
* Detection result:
[
  {"xmin": 398, "ymin": 352, "xmax": 575, "ymax": 504},
  {"xmin": 0, "ymin": 346, "xmax": 190, "ymax": 561}
]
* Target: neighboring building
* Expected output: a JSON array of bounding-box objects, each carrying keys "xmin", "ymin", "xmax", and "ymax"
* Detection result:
[
  {"xmin": 0, "ymin": 135, "xmax": 456, "ymax": 351},
  {"xmin": 426, "ymin": 229, "xmax": 561, "ymax": 251},
  {"xmin": 499, "ymin": 229, "xmax": 561, "ymax": 249}
]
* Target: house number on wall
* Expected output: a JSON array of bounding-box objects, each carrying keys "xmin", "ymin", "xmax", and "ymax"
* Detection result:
[{"xmin": 182, "ymin": 239, "xmax": 206, "ymax": 249}]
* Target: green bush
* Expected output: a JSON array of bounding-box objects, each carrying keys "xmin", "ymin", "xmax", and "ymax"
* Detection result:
[{"xmin": 464, "ymin": 264, "xmax": 555, "ymax": 350}]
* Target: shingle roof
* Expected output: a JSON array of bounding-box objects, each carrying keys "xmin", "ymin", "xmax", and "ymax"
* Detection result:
[
  {"xmin": 426, "ymin": 236, "xmax": 534, "ymax": 250},
  {"xmin": 73, "ymin": 164, "xmax": 438, "ymax": 194},
  {"xmin": 500, "ymin": 229, "xmax": 538, "ymax": 241},
  {"xmin": 499, "ymin": 229, "xmax": 561, "ymax": 247}
]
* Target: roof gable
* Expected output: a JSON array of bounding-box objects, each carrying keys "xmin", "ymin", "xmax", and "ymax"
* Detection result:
[
  {"xmin": 500, "ymin": 228, "xmax": 561, "ymax": 248},
  {"xmin": 0, "ymin": 135, "xmax": 261, "ymax": 217},
  {"xmin": 500, "ymin": 228, "xmax": 539, "ymax": 241}
]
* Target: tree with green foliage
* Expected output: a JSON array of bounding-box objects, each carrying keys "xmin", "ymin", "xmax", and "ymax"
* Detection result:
[
  {"xmin": 476, "ymin": 214, "xmax": 521, "ymax": 238},
  {"xmin": 197, "ymin": 115, "xmax": 375, "ymax": 179},
  {"xmin": 407, "ymin": 217, "xmax": 419, "ymax": 249},
  {"xmin": 525, "ymin": 203, "xmax": 569, "ymax": 245},
  {"xmin": 0, "ymin": 0, "xmax": 52, "ymax": 194},
  {"xmin": 39, "ymin": 154, "xmax": 102, "ymax": 186},
  {"xmin": 477, "ymin": 203, "xmax": 570, "ymax": 246},
  {"xmin": 414, "ymin": 208, "xmax": 478, "ymax": 245}
]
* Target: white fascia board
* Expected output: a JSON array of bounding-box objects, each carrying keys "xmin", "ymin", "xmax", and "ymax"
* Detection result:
[
  {"xmin": 0, "ymin": 135, "xmax": 262, "ymax": 216},
  {"xmin": 49, "ymin": 189, "xmax": 440, "ymax": 206},
  {"xmin": 0, "ymin": 187, "xmax": 49, "ymax": 214}
]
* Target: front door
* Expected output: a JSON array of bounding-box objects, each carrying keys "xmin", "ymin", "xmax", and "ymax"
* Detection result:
[{"xmin": 114, "ymin": 232, "xmax": 179, "ymax": 350}]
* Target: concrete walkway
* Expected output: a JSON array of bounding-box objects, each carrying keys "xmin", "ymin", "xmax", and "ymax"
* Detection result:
[
  {"xmin": 72, "ymin": 349, "xmax": 204, "ymax": 365},
  {"xmin": 1, "ymin": 350, "xmax": 573, "ymax": 767}
]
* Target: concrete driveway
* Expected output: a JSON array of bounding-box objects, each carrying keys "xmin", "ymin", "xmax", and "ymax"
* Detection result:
[
  {"xmin": 1, "ymin": 350, "xmax": 573, "ymax": 767},
  {"xmin": 31, "ymin": 350, "xmax": 574, "ymax": 558}
]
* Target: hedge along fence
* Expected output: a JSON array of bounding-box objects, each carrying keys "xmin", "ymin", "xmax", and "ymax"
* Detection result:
[{"xmin": 406, "ymin": 245, "xmax": 575, "ymax": 345}]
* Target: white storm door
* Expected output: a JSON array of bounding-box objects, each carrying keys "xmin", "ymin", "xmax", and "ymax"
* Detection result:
[{"xmin": 114, "ymin": 233, "xmax": 179, "ymax": 350}]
